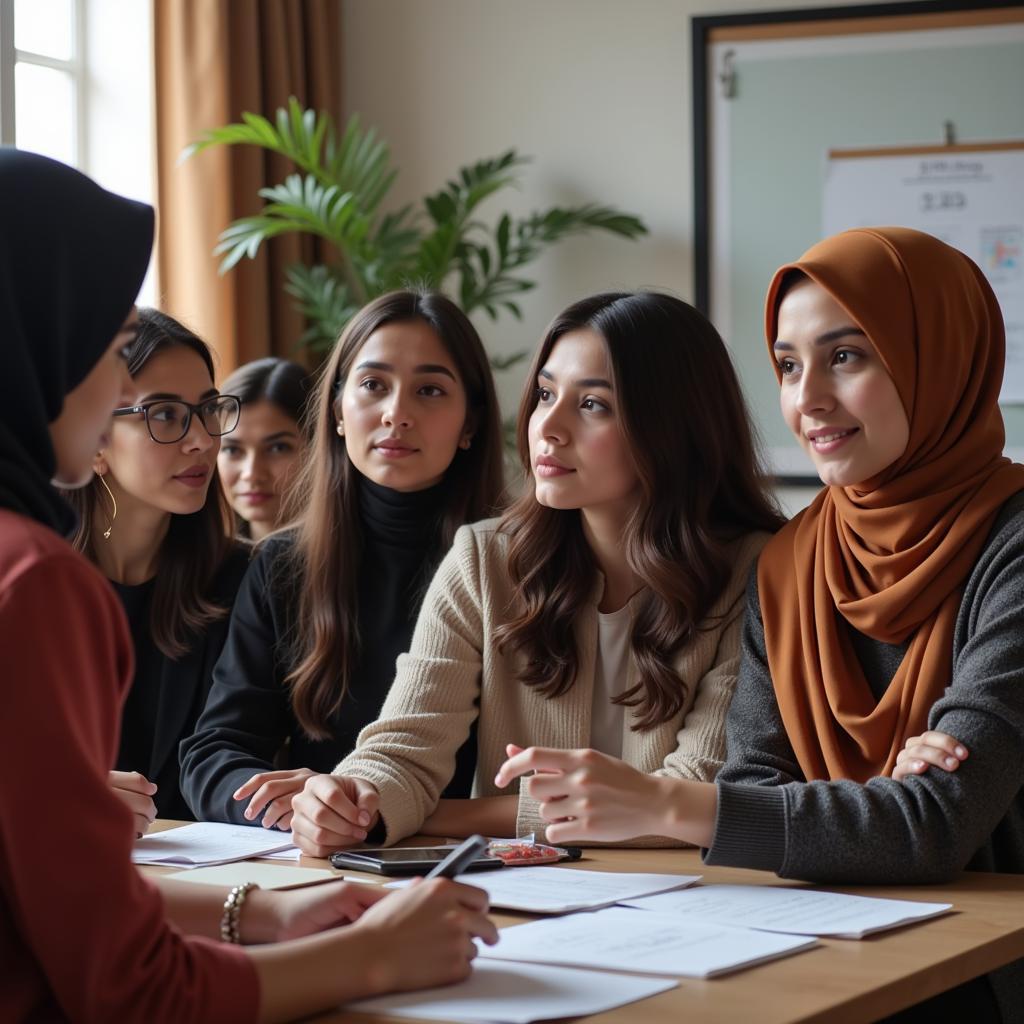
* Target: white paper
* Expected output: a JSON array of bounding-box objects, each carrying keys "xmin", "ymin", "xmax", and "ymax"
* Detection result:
[
  {"xmin": 621, "ymin": 884, "xmax": 952, "ymax": 938},
  {"xmin": 348, "ymin": 959, "xmax": 676, "ymax": 1023},
  {"xmin": 258, "ymin": 845, "xmax": 303, "ymax": 861},
  {"xmin": 132, "ymin": 822, "xmax": 296, "ymax": 866},
  {"xmin": 388, "ymin": 866, "xmax": 701, "ymax": 913},
  {"xmin": 163, "ymin": 862, "xmax": 339, "ymax": 890},
  {"xmin": 823, "ymin": 148, "xmax": 1024, "ymax": 403},
  {"xmin": 479, "ymin": 906, "xmax": 817, "ymax": 978}
]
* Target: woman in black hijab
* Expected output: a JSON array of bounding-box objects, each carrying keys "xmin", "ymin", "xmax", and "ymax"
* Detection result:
[{"xmin": 0, "ymin": 150, "xmax": 494, "ymax": 1024}]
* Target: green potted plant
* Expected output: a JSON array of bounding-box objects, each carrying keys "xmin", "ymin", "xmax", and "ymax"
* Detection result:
[{"xmin": 186, "ymin": 97, "xmax": 648, "ymax": 362}]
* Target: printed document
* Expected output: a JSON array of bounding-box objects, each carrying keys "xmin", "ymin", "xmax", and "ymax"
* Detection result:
[
  {"xmin": 348, "ymin": 959, "xmax": 676, "ymax": 1022},
  {"xmin": 479, "ymin": 906, "xmax": 817, "ymax": 977},
  {"xmin": 132, "ymin": 822, "xmax": 296, "ymax": 866},
  {"xmin": 389, "ymin": 866, "xmax": 701, "ymax": 913},
  {"xmin": 621, "ymin": 884, "xmax": 952, "ymax": 938}
]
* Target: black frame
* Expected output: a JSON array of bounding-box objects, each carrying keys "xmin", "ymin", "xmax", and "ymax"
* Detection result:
[
  {"xmin": 690, "ymin": 0, "xmax": 1024, "ymax": 316},
  {"xmin": 112, "ymin": 395, "xmax": 241, "ymax": 444}
]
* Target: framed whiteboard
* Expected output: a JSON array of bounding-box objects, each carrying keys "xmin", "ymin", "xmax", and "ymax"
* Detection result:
[{"xmin": 691, "ymin": 1, "xmax": 1024, "ymax": 482}]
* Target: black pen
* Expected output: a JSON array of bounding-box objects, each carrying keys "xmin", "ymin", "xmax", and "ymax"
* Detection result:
[{"xmin": 424, "ymin": 834, "xmax": 489, "ymax": 879}]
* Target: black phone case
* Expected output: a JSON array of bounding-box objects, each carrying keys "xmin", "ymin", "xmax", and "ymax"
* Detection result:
[{"xmin": 328, "ymin": 851, "xmax": 505, "ymax": 876}]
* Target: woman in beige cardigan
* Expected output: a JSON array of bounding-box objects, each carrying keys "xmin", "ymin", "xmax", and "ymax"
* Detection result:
[{"xmin": 290, "ymin": 292, "xmax": 785, "ymax": 855}]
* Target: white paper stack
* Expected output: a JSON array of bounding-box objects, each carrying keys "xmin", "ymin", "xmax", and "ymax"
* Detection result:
[
  {"xmin": 388, "ymin": 866, "xmax": 702, "ymax": 913},
  {"xmin": 348, "ymin": 959, "xmax": 677, "ymax": 1022},
  {"xmin": 132, "ymin": 822, "xmax": 296, "ymax": 866},
  {"xmin": 620, "ymin": 884, "xmax": 952, "ymax": 938},
  {"xmin": 478, "ymin": 906, "xmax": 818, "ymax": 978}
]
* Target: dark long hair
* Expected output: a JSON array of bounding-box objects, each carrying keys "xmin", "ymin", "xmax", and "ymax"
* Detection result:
[
  {"xmin": 219, "ymin": 357, "xmax": 312, "ymax": 427},
  {"xmin": 65, "ymin": 308, "xmax": 235, "ymax": 659},
  {"xmin": 494, "ymin": 291, "xmax": 785, "ymax": 729},
  {"xmin": 285, "ymin": 290, "xmax": 505, "ymax": 739},
  {"xmin": 219, "ymin": 357, "xmax": 313, "ymax": 536}
]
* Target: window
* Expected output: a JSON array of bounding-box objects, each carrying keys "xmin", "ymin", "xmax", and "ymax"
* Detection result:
[
  {"xmin": 1, "ymin": 0, "xmax": 81, "ymax": 165},
  {"xmin": 0, "ymin": 0, "xmax": 155, "ymax": 302}
]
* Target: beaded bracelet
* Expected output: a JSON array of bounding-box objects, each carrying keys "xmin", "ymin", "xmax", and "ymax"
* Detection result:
[{"xmin": 220, "ymin": 882, "xmax": 260, "ymax": 944}]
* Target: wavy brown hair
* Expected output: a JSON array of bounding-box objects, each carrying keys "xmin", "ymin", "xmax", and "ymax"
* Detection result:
[
  {"xmin": 284, "ymin": 290, "xmax": 505, "ymax": 739},
  {"xmin": 494, "ymin": 291, "xmax": 785, "ymax": 729},
  {"xmin": 64, "ymin": 308, "xmax": 235, "ymax": 659}
]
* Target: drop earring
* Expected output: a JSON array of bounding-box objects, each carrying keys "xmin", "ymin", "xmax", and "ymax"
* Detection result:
[{"xmin": 98, "ymin": 473, "xmax": 117, "ymax": 540}]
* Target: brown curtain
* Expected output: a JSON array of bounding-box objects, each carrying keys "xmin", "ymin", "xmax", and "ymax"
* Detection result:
[{"xmin": 154, "ymin": 0, "xmax": 342, "ymax": 377}]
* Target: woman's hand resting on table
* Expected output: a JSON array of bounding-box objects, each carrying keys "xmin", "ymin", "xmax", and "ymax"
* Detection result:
[
  {"xmin": 290, "ymin": 774, "xmax": 381, "ymax": 856},
  {"xmin": 494, "ymin": 743, "xmax": 715, "ymax": 845}
]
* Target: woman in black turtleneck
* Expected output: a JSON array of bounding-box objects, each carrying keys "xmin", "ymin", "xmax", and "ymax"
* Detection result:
[{"xmin": 180, "ymin": 292, "xmax": 505, "ymax": 828}]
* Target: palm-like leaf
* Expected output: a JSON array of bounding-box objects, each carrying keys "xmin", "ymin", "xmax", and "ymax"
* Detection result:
[
  {"xmin": 284, "ymin": 264, "xmax": 360, "ymax": 352},
  {"xmin": 186, "ymin": 98, "xmax": 396, "ymax": 213},
  {"xmin": 414, "ymin": 150, "xmax": 527, "ymax": 285},
  {"xmin": 187, "ymin": 99, "xmax": 649, "ymax": 400},
  {"xmin": 459, "ymin": 204, "xmax": 648, "ymax": 318}
]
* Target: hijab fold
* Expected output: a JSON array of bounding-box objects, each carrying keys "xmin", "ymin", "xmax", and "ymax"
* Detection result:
[
  {"xmin": 758, "ymin": 227, "xmax": 1024, "ymax": 782},
  {"xmin": 0, "ymin": 149, "xmax": 153, "ymax": 532}
]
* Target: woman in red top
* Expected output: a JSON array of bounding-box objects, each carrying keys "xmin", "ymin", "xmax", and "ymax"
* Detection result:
[{"xmin": 0, "ymin": 149, "xmax": 495, "ymax": 1024}]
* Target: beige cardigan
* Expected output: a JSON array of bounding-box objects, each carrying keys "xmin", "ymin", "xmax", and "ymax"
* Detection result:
[{"xmin": 335, "ymin": 518, "xmax": 768, "ymax": 845}]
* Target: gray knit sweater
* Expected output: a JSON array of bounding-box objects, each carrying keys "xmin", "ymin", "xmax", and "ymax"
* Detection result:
[{"xmin": 706, "ymin": 491, "xmax": 1024, "ymax": 1020}]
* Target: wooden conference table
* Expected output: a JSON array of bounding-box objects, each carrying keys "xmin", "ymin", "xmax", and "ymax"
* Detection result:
[{"xmin": 148, "ymin": 823, "xmax": 1024, "ymax": 1024}]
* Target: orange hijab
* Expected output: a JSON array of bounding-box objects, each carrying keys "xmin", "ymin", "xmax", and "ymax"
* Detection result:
[{"xmin": 758, "ymin": 227, "xmax": 1024, "ymax": 782}]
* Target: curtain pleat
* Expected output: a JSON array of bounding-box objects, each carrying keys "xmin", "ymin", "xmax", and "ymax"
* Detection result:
[{"xmin": 153, "ymin": 0, "xmax": 342, "ymax": 376}]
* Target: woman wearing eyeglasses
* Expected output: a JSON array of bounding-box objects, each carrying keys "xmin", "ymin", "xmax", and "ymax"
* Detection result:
[{"xmin": 63, "ymin": 308, "xmax": 248, "ymax": 831}]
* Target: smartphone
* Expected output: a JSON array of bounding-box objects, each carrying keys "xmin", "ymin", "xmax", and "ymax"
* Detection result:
[{"xmin": 329, "ymin": 845, "xmax": 506, "ymax": 877}]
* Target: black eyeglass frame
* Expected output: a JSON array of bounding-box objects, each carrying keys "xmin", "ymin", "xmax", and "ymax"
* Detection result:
[{"xmin": 111, "ymin": 394, "xmax": 241, "ymax": 445}]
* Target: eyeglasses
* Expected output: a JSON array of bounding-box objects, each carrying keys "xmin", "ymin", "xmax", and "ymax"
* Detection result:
[{"xmin": 112, "ymin": 395, "xmax": 241, "ymax": 445}]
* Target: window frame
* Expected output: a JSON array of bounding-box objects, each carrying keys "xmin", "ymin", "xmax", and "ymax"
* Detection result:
[{"xmin": 0, "ymin": 0, "xmax": 87, "ymax": 167}]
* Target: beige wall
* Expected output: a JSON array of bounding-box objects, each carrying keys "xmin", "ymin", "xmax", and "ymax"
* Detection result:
[{"xmin": 342, "ymin": 0, "xmax": 848, "ymax": 418}]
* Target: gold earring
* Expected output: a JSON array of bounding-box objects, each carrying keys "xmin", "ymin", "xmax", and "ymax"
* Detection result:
[
  {"xmin": 98, "ymin": 473, "xmax": 117, "ymax": 540},
  {"xmin": 336, "ymin": 421, "xmax": 345, "ymax": 437}
]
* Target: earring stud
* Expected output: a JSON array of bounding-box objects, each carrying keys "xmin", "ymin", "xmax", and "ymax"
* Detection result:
[{"xmin": 336, "ymin": 421, "xmax": 345, "ymax": 437}]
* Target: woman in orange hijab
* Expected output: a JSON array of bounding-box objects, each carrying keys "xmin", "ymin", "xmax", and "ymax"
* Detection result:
[{"xmin": 496, "ymin": 227, "xmax": 1024, "ymax": 1021}]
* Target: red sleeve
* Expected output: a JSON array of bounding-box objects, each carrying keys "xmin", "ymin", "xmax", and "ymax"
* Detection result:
[{"xmin": 0, "ymin": 550, "xmax": 261, "ymax": 1024}]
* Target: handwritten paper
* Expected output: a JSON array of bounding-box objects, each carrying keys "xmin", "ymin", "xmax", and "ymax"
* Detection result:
[
  {"xmin": 389, "ymin": 866, "xmax": 701, "ymax": 913},
  {"xmin": 348, "ymin": 959, "xmax": 676, "ymax": 1023},
  {"xmin": 132, "ymin": 822, "xmax": 296, "ymax": 866},
  {"xmin": 479, "ymin": 906, "xmax": 818, "ymax": 978},
  {"xmin": 621, "ymin": 885, "xmax": 952, "ymax": 938}
]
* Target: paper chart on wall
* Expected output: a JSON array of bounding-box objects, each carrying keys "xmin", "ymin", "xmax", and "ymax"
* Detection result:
[{"xmin": 823, "ymin": 145, "xmax": 1024, "ymax": 403}]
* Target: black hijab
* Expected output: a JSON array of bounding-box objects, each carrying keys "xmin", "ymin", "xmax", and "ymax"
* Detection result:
[{"xmin": 0, "ymin": 149, "xmax": 153, "ymax": 533}]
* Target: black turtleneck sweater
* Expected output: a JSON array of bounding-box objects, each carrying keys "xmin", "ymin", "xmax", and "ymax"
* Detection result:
[
  {"xmin": 113, "ymin": 543, "xmax": 251, "ymax": 820},
  {"xmin": 179, "ymin": 479, "xmax": 477, "ymax": 825}
]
